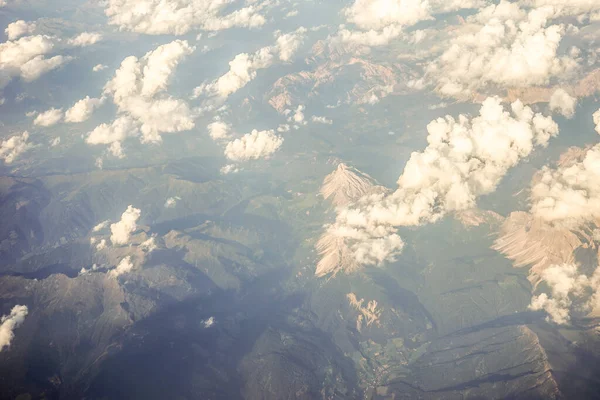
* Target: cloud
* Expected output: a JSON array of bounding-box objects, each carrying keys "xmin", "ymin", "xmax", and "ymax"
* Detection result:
[
  {"xmin": 88, "ymin": 40, "xmax": 196, "ymax": 155},
  {"xmin": 224, "ymin": 129, "xmax": 283, "ymax": 161},
  {"xmin": 65, "ymin": 96, "xmax": 105, "ymax": 123},
  {"xmin": 549, "ymin": 89, "xmax": 577, "ymax": 118},
  {"xmin": 0, "ymin": 131, "xmax": 32, "ymax": 164},
  {"xmin": 343, "ymin": 0, "xmax": 432, "ymax": 31},
  {"xmin": 529, "ymin": 262, "xmax": 600, "ymax": 324},
  {"xmin": 164, "ymin": 196, "xmax": 180, "ymax": 208},
  {"xmin": 207, "ymin": 119, "xmax": 231, "ymax": 141},
  {"xmin": 0, "ymin": 35, "xmax": 71, "ymax": 88},
  {"xmin": 109, "ymin": 256, "xmax": 134, "ymax": 278},
  {"xmin": 67, "ymin": 32, "xmax": 103, "ymax": 47},
  {"xmin": 92, "ymin": 219, "xmax": 110, "ymax": 232},
  {"xmin": 5, "ymin": 20, "xmax": 36, "ymax": 40},
  {"xmin": 530, "ymin": 143, "xmax": 600, "ymax": 227},
  {"xmin": 318, "ymin": 97, "xmax": 559, "ymax": 274},
  {"xmin": 197, "ymin": 29, "xmax": 306, "ymax": 99},
  {"xmin": 110, "ymin": 205, "xmax": 141, "ymax": 245},
  {"xmin": 594, "ymin": 108, "xmax": 600, "ymax": 134},
  {"xmin": 427, "ymin": 6, "xmax": 578, "ymax": 98},
  {"xmin": 104, "ymin": 0, "xmax": 265, "ymax": 35},
  {"xmin": 311, "ymin": 116, "xmax": 333, "ymax": 124},
  {"xmin": 93, "ymin": 64, "xmax": 107, "ymax": 72},
  {"xmin": 33, "ymin": 108, "xmax": 63, "ymax": 126},
  {"xmin": 201, "ymin": 316, "xmax": 215, "ymax": 328},
  {"xmin": 522, "ymin": 0, "xmax": 600, "ymax": 17},
  {"xmin": 0, "ymin": 305, "xmax": 28, "ymax": 351},
  {"xmin": 220, "ymin": 164, "xmax": 240, "ymax": 174},
  {"xmin": 86, "ymin": 116, "xmax": 137, "ymax": 158}
]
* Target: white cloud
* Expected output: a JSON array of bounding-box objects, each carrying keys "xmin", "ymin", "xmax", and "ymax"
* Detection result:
[
  {"xmin": 343, "ymin": 0, "xmax": 432, "ymax": 31},
  {"xmin": 207, "ymin": 119, "xmax": 231, "ymax": 141},
  {"xmin": 522, "ymin": 0, "xmax": 600, "ymax": 18},
  {"xmin": 530, "ymin": 143, "xmax": 600, "ymax": 227},
  {"xmin": 65, "ymin": 96, "xmax": 105, "ymax": 123},
  {"xmin": 224, "ymin": 129, "xmax": 283, "ymax": 162},
  {"xmin": 50, "ymin": 137, "xmax": 60, "ymax": 147},
  {"xmin": 89, "ymin": 40, "xmax": 196, "ymax": 155},
  {"xmin": 86, "ymin": 116, "xmax": 137, "ymax": 158},
  {"xmin": 197, "ymin": 29, "xmax": 306, "ymax": 99},
  {"xmin": 0, "ymin": 131, "xmax": 32, "ymax": 164},
  {"xmin": 33, "ymin": 108, "xmax": 63, "ymax": 126},
  {"xmin": 311, "ymin": 116, "xmax": 333, "ymax": 124},
  {"xmin": 318, "ymin": 97, "xmax": 559, "ymax": 274},
  {"xmin": 202, "ymin": 316, "xmax": 215, "ymax": 328},
  {"xmin": 92, "ymin": 219, "xmax": 110, "ymax": 232},
  {"xmin": 5, "ymin": 20, "xmax": 36, "ymax": 40},
  {"xmin": 549, "ymin": 89, "xmax": 577, "ymax": 118},
  {"xmin": 109, "ymin": 256, "xmax": 134, "ymax": 278},
  {"xmin": 93, "ymin": 64, "xmax": 108, "ymax": 72},
  {"xmin": 529, "ymin": 262, "xmax": 600, "ymax": 324},
  {"xmin": 427, "ymin": 6, "xmax": 578, "ymax": 98},
  {"xmin": 220, "ymin": 164, "xmax": 240, "ymax": 174},
  {"xmin": 105, "ymin": 0, "xmax": 265, "ymax": 35},
  {"xmin": 0, "ymin": 305, "xmax": 28, "ymax": 351},
  {"xmin": 164, "ymin": 196, "xmax": 180, "ymax": 208},
  {"xmin": 67, "ymin": 32, "xmax": 103, "ymax": 47},
  {"xmin": 594, "ymin": 108, "xmax": 600, "ymax": 135},
  {"xmin": 110, "ymin": 205, "xmax": 141, "ymax": 245},
  {"xmin": 0, "ymin": 35, "xmax": 71, "ymax": 88}
]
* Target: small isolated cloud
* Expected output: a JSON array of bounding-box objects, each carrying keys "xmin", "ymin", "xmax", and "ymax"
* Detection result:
[
  {"xmin": 67, "ymin": 32, "xmax": 103, "ymax": 47},
  {"xmin": 50, "ymin": 137, "xmax": 60, "ymax": 147},
  {"xmin": 549, "ymin": 89, "xmax": 577, "ymax": 118},
  {"xmin": 224, "ymin": 129, "xmax": 283, "ymax": 162},
  {"xmin": 5, "ymin": 20, "xmax": 36, "ymax": 41},
  {"xmin": 93, "ymin": 64, "xmax": 107, "ymax": 72},
  {"xmin": 164, "ymin": 196, "xmax": 181, "ymax": 208},
  {"xmin": 92, "ymin": 219, "xmax": 110, "ymax": 232},
  {"xmin": 220, "ymin": 164, "xmax": 240, "ymax": 174},
  {"xmin": 109, "ymin": 256, "xmax": 133, "ymax": 278},
  {"xmin": 86, "ymin": 116, "xmax": 136, "ymax": 158},
  {"xmin": 594, "ymin": 109, "xmax": 600, "ymax": 135},
  {"xmin": 311, "ymin": 116, "xmax": 333, "ymax": 125},
  {"xmin": 0, "ymin": 131, "xmax": 32, "ymax": 164},
  {"xmin": 207, "ymin": 119, "xmax": 231, "ymax": 141},
  {"xmin": 110, "ymin": 205, "xmax": 141, "ymax": 245},
  {"xmin": 202, "ymin": 316, "xmax": 215, "ymax": 328},
  {"xmin": 0, "ymin": 305, "xmax": 28, "ymax": 351},
  {"xmin": 33, "ymin": 108, "xmax": 63, "ymax": 126},
  {"xmin": 65, "ymin": 96, "xmax": 105, "ymax": 123},
  {"xmin": 287, "ymin": 105, "xmax": 307, "ymax": 125}
]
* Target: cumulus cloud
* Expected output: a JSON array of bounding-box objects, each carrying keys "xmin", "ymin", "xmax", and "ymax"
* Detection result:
[
  {"xmin": 5, "ymin": 20, "xmax": 36, "ymax": 40},
  {"xmin": 88, "ymin": 40, "xmax": 196, "ymax": 155},
  {"xmin": 594, "ymin": 109, "xmax": 600, "ymax": 135},
  {"xmin": 530, "ymin": 143, "xmax": 600, "ymax": 227},
  {"xmin": 33, "ymin": 108, "xmax": 63, "ymax": 126},
  {"xmin": 427, "ymin": 5, "xmax": 578, "ymax": 98},
  {"xmin": 0, "ymin": 131, "xmax": 32, "ymax": 164},
  {"xmin": 197, "ymin": 28, "xmax": 306, "ymax": 99},
  {"xmin": 104, "ymin": 0, "xmax": 265, "ymax": 35},
  {"xmin": 93, "ymin": 64, "xmax": 107, "ymax": 72},
  {"xmin": 0, "ymin": 35, "xmax": 71, "ymax": 88},
  {"xmin": 318, "ymin": 97, "xmax": 559, "ymax": 274},
  {"xmin": 220, "ymin": 164, "xmax": 240, "ymax": 174},
  {"xmin": 207, "ymin": 119, "xmax": 231, "ymax": 141},
  {"xmin": 110, "ymin": 205, "xmax": 141, "ymax": 245},
  {"xmin": 164, "ymin": 196, "xmax": 180, "ymax": 208},
  {"xmin": 0, "ymin": 305, "xmax": 28, "ymax": 351},
  {"xmin": 529, "ymin": 263, "xmax": 600, "ymax": 324},
  {"xmin": 109, "ymin": 256, "xmax": 134, "ymax": 278},
  {"xmin": 92, "ymin": 219, "xmax": 110, "ymax": 232},
  {"xmin": 224, "ymin": 129, "xmax": 283, "ymax": 162},
  {"xmin": 312, "ymin": 116, "xmax": 333, "ymax": 124},
  {"xmin": 522, "ymin": 0, "xmax": 600, "ymax": 17},
  {"xmin": 549, "ymin": 89, "xmax": 577, "ymax": 118},
  {"xmin": 65, "ymin": 96, "xmax": 105, "ymax": 123},
  {"xmin": 67, "ymin": 32, "xmax": 103, "ymax": 47}
]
